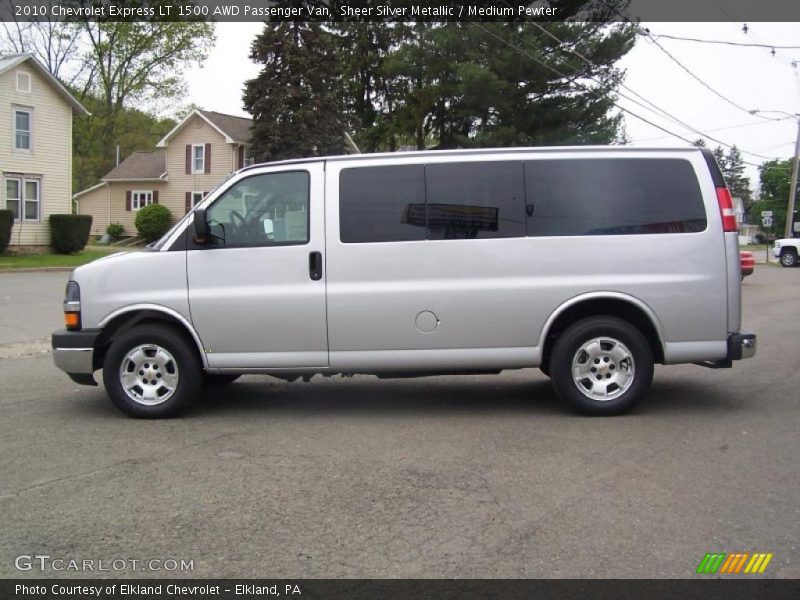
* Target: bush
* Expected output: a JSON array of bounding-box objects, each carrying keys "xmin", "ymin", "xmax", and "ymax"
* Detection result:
[
  {"xmin": 0, "ymin": 209, "xmax": 13, "ymax": 253},
  {"xmin": 50, "ymin": 214, "xmax": 93, "ymax": 254},
  {"xmin": 135, "ymin": 204, "xmax": 172, "ymax": 242},
  {"xmin": 106, "ymin": 222, "xmax": 125, "ymax": 238}
]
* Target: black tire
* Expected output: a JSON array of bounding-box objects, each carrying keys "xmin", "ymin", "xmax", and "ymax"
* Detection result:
[
  {"xmin": 204, "ymin": 373, "xmax": 241, "ymax": 386},
  {"xmin": 549, "ymin": 317, "xmax": 654, "ymax": 416},
  {"xmin": 779, "ymin": 248, "xmax": 798, "ymax": 268},
  {"xmin": 103, "ymin": 324, "xmax": 202, "ymax": 418}
]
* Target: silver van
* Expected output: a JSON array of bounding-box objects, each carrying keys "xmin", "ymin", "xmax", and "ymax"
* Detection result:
[{"xmin": 52, "ymin": 147, "xmax": 756, "ymax": 417}]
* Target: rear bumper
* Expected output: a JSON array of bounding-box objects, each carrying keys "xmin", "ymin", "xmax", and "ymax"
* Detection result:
[
  {"xmin": 52, "ymin": 329, "xmax": 100, "ymax": 386},
  {"xmin": 728, "ymin": 331, "xmax": 756, "ymax": 360}
]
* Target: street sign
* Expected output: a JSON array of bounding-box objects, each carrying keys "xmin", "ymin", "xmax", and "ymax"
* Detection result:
[
  {"xmin": 763, "ymin": 216, "xmax": 773, "ymax": 227},
  {"xmin": 762, "ymin": 211, "xmax": 773, "ymax": 218}
]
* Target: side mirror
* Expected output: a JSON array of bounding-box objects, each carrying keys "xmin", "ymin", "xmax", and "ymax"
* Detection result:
[{"xmin": 193, "ymin": 208, "xmax": 209, "ymax": 244}]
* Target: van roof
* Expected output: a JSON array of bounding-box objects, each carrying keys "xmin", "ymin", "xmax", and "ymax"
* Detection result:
[{"xmin": 238, "ymin": 145, "xmax": 703, "ymax": 173}]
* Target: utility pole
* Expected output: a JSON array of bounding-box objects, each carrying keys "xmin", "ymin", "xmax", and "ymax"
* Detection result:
[{"xmin": 786, "ymin": 116, "xmax": 800, "ymax": 239}]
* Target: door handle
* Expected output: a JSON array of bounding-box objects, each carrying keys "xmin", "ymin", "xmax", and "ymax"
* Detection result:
[{"xmin": 309, "ymin": 251, "xmax": 323, "ymax": 281}]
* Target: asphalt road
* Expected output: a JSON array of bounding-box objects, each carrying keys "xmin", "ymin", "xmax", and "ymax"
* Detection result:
[
  {"xmin": 0, "ymin": 266, "xmax": 798, "ymax": 579},
  {"xmin": 0, "ymin": 271, "xmax": 69, "ymax": 353}
]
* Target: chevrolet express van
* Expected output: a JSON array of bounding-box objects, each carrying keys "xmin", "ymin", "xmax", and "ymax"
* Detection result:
[{"xmin": 52, "ymin": 147, "xmax": 756, "ymax": 417}]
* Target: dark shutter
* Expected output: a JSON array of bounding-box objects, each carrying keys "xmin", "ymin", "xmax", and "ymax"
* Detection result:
[
  {"xmin": 152, "ymin": 190, "xmax": 159, "ymax": 204},
  {"xmin": 185, "ymin": 192, "xmax": 192, "ymax": 213},
  {"xmin": 238, "ymin": 146, "xmax": 245, "ymax": 169},
  {"xmin": 185, "ymin": 144, "xmax": 191, "ymax": 174},
  {"xmin": 125, "ymin": 190, "xmax": 132, "ymax": 211},
  {"xmin": 205, "ymin": 143, "xmax": 211, "ymax": 173}
]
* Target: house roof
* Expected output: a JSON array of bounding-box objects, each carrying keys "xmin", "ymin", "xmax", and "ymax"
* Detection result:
[
  {"xmin": 0, "ymin": 53, "xmax": 89, "ymax": 116},
  {"xmin": 157, "ymin": 109, "xmax": 252, "ymax": 147},
  {"xmin": 102, "ymin": 150, "xmax": 167, "ymax": 181}
]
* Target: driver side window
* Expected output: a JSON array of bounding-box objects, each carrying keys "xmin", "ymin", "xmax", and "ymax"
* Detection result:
[{"xmin": 206, "ymin": 171, "xmax": 310, "ymax": 247}]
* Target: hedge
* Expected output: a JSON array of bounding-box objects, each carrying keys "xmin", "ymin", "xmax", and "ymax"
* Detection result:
[
  {"xmin": 50, "ymin": 214, "xmax": 93, "ymax": 254},
  {"xmin": 0, "ymin": 209, "xmax": 12, "ymax": 253},
  {"xmin": 135, "ymin": 204, "xmax": 172, "ymax": 242}
]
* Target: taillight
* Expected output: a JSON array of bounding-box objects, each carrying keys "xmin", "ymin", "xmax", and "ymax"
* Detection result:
[{"xmin": 716, "ymin": 187, "xmax": 737, "ymax": 232}]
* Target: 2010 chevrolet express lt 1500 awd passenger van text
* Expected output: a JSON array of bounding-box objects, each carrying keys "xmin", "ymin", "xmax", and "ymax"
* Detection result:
[{"xmin": 52, "ymin": 146, "xmax": 756, "ymax": 417}]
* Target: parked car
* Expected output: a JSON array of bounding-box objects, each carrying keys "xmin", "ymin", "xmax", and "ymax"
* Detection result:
[
  {"xmin": 52, "ymin": 146, "xmax": 756, "ymax": 418},
  {"xmin": 740, "ymin": 250, "xmax": 755, "ymax": 278},
  {"xmin": 773, "ymin": 238, "xmax": 800, "ymax": 267}
]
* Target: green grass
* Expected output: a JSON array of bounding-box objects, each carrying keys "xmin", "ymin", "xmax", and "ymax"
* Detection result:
[{"xmin": 0, "ymin": 247, "xmax": 123, "ymax": 270}]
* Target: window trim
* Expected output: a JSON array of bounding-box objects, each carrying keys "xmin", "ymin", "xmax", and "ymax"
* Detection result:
[
  {"xmin": 16, "ymin": 71, "xmax": 31, "ymax": 93},
  {"xmin": 5, "ymin": 175, "xmax": 41, "ymax": 222},
  {"xmin": 192, "ymin": 144, "xmax": 205, "ymax": 174},
  {"xmin": 12, "ymin": 107, "xmax": 32, "ymax": 152},
  {"xmin": 193, "ymin": 170, "xmax": 311, "ymax": 250},
  {"xmin": 131, "ymin": 190, "xmax": 154, "ymax": 211}
]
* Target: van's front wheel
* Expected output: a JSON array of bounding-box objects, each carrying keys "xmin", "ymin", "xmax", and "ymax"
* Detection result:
[
  {"xmin": 550, "ymin": 317, "xmax": 653, "ymax": 416},
  {"xmin": 103, "ymin": 324, "xmax": 201, "ymax": 418}
]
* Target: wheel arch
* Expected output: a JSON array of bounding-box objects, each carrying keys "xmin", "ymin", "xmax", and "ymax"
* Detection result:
[
  {"xmin": 539, "ymin": 293, "xmax": 666, "ymax": 367},
  {"xmin": 94, "ymin": 305, "xmax": 207, "ymax": 370}
]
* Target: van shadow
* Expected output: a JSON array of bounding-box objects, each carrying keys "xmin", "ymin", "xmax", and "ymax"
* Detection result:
[
  {"xmin": 192, "ymin": 375, "xmax": 564, "ymax": 418},
  {"xmin": 189, "ymin": 373, "xmax": 744, "ymax": 418}
]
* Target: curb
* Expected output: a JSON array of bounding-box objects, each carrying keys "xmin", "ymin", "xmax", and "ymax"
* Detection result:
[{"xmin": 0, "ymin": 267, "xmax": 74, "ymax": 274}]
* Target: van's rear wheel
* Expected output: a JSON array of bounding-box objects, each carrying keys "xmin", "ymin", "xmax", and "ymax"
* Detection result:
[
  {"xmin": 103, "ymin": 324, "xmax": 201, "ymax": 418},
  {"xmin": 780, "ymin": 248, "xmax": 798, "ymax": 267},
  {"xmin": 550, "ymin": 317, "xmax": 653, "ymax": 416}
]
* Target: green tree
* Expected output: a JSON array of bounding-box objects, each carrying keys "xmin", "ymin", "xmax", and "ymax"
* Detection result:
[
  {"xmin": 337, "ymin": 8, "xmax": 636, "ymax": 150},
  {"xmin": 713, "ymin": 146, "xmax": 752, "ymax": 206},
  {"xmin": 244, "ymin": 21, "xmax": 346, "ymax": 161},
  {"xmin": 751, "ymin": 159, "xmax": 794, "ymax": 237},
  {"xmin": 73, "ymin": 96, "xmax": 176, "ymax": 192}
]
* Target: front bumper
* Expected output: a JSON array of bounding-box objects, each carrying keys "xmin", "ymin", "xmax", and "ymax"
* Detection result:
[{"xmin": 52, "ymin": 329, "xmax": 100, "ymax": 386}]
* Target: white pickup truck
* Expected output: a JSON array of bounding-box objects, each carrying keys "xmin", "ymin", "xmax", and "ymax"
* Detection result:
[{"xmin": 774, "ymin": 238, "xmax": 800, "ymax": 267}]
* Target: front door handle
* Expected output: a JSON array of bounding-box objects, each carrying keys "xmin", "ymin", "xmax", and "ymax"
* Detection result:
[{"xmin": 309, "ymin": 251, "xmax": 323, "ymax": 281}]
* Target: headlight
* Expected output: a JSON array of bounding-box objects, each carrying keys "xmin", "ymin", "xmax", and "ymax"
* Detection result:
[{"xmin": 63, "ymin": 281, "xmax": 81, "ymax": 330}]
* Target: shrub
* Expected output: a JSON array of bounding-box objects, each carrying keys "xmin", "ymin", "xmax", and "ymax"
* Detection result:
[
  {"xmin": 135, "ymin": 204, "xmax": 172, "ymax": 242},
  {"xmin": 106, "ymin": 222, "xmax": 125, "ymax": 238},
  {"xmin": 50, "ymin": 214, "xmax": 93, "ymax": 254},
  {"xmin": 0, "ymin": 209, "xmax": 13, "ymax": 253}
]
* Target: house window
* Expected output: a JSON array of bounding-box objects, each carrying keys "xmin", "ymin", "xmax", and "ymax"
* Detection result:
[
  {"xmin": 13, "ymin": 109, "xmax": 32, "ymax": 151},
  {"xmin": 191, "ymin": 191, "xmax": 206, "ymax": 208},
  {"xmin": 192, "ymin": 145, "xmax": 205, "ymax": 173},
  {"xmin": 132, "ymin": 191, "xmax": 153, "ymax": 211},
  {"xmin": 5, "ymin": 176, "xmax": 40, "ymax": 221},
  {"xmin": 16, "ymin": 72, "xmax": 31, "ymax": 93}
]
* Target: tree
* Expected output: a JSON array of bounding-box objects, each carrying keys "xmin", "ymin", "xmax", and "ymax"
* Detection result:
[
  {"xmin": 722, "ymin": 146, "xmax": 753, "ymax": 206},
  {"xmin": 333, "ymin": 5, "xmax": 636, "ymax": 151},
  {"xmin": 1, "ymin": 13, "xmax": 215, "ymax": 190},
  {"xmin": 73, "ymin": 96, "xmax": 176, "ymax": 192},
  {"xmin": 244, "ymin": 21, "xmax": 347, "ymax": 161},
  {"xmin": 0, "ymin": 1, "xmax": 88, "ymax": 87},
  {"xmin": 751, "ymin": 159, "xmax": 794, "ymax": 237}
]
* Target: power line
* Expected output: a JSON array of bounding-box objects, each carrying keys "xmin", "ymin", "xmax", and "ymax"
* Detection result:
[
  {"xmin": 642, "ymin": 32, "xmax": 800, "ymax": 51},
  {"xmin": 642, "ymin": 31, "xmax": 776, "ymax": 120},
  {"xmin": 630, "ymin": 117, "xmax": 794, "ymax": 143},
  {"xmin": 519, "ymin": 21, "xmax": 774, "ymax": 162}
]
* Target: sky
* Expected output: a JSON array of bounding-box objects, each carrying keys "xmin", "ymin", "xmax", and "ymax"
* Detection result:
[{"xmin": 183, "ymin": 21, "xmax": 800, "ymax": 188}]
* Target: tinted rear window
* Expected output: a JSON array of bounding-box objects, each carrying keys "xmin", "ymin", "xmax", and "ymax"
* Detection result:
[
  {"xmin": 340, "ymin": 165, "xmax": 426, "ymax": 243},
  {"xmin": 424, "ymin": 162, "xmax": 526, "ymax": 239},
  {"xmin": 525, "ymin": 158, "xmax": 707, "ymax": 236}
]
